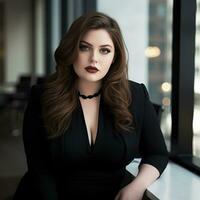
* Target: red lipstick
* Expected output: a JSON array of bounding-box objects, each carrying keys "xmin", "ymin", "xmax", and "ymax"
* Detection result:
[{"xmin": 85, "ymin": 66, "xmax": 99, "ymax": 73}]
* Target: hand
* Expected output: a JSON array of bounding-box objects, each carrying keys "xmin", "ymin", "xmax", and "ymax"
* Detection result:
[{"xmin": 114, "ymin": 182, "xmax": 146, "ymax": 200}]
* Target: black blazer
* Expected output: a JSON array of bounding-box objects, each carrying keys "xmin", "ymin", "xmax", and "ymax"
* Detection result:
[{"xmin": 13, "ymin": 80, "xmax": 169, "ymax": 200}]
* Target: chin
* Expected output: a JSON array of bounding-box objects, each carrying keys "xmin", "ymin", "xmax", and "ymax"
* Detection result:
[{"xmin": 82, "ymin": 77, "xmax": 102, "ymax": 83}]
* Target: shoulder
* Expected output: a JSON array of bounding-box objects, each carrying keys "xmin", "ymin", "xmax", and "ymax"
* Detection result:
[
  {"xmin": 127, "ymin": 80, "xmax": 151, "ymax": 118},
  {"xmin": 128, "ymin": 80, "xmax": 142, "ymax": 90},
  {"xmin": 128, "ymin": 80, "xmax": 149, "ymax": 100}
]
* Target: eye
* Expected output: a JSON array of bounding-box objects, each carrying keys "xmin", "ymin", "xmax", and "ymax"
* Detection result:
[
  {"xmin": 79, "ymin": 44, "xmax": 89, "ymax": 51},
  {"xmin": 100, "ymin": 48, "xmax": 111, "ymax": 54}
]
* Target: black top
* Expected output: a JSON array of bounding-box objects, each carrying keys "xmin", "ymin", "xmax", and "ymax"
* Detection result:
[{"xmin": 14, "ymin": 80, "xmax": 168, "ymax": 200}]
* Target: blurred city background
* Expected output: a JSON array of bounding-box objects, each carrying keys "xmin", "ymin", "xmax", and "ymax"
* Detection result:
[{"xmin": 0, "ymin": 0, "xmax": 199, "ymax": 199}]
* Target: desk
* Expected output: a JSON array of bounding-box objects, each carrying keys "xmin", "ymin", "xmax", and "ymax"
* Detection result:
[{"xmin": 126, "ymin": 159, "xmax": 200, "ymax": 200}]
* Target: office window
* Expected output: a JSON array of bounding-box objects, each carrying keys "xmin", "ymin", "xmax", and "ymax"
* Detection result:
[
  {"xmin": 193, "ymin": 0, "xmax": 200, "ymax": 157},
  {"xmin": 0, "ymin": 2, "xmax": 5, "ymax": 84},
  {"xmin": 97, "ymin": 0, "xmax": 173, "ymax": 150}
]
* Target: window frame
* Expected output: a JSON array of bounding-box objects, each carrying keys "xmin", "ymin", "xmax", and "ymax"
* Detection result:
[{"xmin": 170, "ymin": 0, "xmax": 200, "ymax": 176}]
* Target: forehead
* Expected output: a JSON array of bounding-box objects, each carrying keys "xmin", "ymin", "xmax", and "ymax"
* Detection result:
[{"xmin": 81, "ymin": 29, "xmax": 114, "ymax": 46}]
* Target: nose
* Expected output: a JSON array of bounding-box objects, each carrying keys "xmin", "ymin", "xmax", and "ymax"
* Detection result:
[{"xmin": 90, "ymin": 49, "xmax": 98, "ymax": 64}]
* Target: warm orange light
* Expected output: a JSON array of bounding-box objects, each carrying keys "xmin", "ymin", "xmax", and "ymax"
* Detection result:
[{"xmin": 162, "ymin": 97, "xmax": 171, "ymax": 106}]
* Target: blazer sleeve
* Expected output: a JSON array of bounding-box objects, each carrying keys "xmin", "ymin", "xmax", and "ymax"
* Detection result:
[
  {"xmin": 23, "ymin": 85, "xmax": 58, "ymax": 200},
  {"xmin": 138, "ymin": 83, "xmax": 169, "ymax": 178}
]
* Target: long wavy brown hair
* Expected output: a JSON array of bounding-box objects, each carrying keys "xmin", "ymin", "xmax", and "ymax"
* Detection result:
[{"xmin": 41, "ymin": 11, "xmax": 135, "ymax": 139}]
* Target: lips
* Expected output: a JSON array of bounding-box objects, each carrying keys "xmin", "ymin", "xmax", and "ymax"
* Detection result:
[
  {"xmin": 85, "ymin": 66, "xmax": 99, "ymax": 71},
  {"xmin": 85, "ymin": 66, "xmax": 99, "ymax": 73}
]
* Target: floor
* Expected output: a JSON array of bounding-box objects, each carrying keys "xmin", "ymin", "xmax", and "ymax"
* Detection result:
[{"xmin": 0, "ymin": 106, "xmax": 27, "ymax": 200}]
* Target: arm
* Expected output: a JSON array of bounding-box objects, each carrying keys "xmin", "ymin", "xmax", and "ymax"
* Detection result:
[
  {"xmin": 23, "ymin": 85, "xmax": 58, "ymax": 200},
  {"xmin": 128, "ymin": 83, "xmax": 168, "ymax": 194},
  {"xmin": 115, "ymin": 164, "xmax": 159, "ymax": 200},
  {"xmin": 138, "ymin": 83, "xmax": 169, "ymax": 178},
  {"xmin": 115, "ymin": 83, "xmax": 168, "ymax": 200},
  {"xmin": 129, "ymin": 163, "xmax": 159, "ymax": 189}
]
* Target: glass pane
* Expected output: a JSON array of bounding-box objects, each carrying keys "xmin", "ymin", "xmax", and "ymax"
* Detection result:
[
  {"xmin": 97, "ymin": 0, "xmax": 173, "ymax": 151},
  {"xmin": 193, "ymin": 0, "xmax": 200, "ymax": 157}
]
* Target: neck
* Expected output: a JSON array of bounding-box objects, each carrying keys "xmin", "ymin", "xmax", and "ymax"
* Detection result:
[{"xmin": 77, "ymin": 79, "xmax": 102, "ymax": 95}]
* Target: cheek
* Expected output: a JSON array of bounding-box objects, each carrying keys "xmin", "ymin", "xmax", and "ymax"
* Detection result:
[
  {"xmin": 73, "ymin": 54, "xmax": 89, "ymax": 74},
  {"xmin": 100, "ymin": 60, "xmax": 113, "ymax": 74},
  {"xmin": 73, "ymin": 55, "xmax": 85, "ymax": 69},
  {"xmin": 76, "ymin": 52, "xmax": 87, "ymax": 61},
  {"xmin": 102, "ymin": 55, "xmax": 114, "ymax": 68},
  {"xmin": 74, "ymin": 55, "xmax": 81, "ymax": 65},
  {"xmin": 73, "ymin": 57, "xmax": 81, "ymax": 71}
]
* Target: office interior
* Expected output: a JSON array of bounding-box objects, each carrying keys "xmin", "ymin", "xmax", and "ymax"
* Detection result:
[{"xmin": 0, "ymin": 0, "xmax": 199, "ymax": 199}]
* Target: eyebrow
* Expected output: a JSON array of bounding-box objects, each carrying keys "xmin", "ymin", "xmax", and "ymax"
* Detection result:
[{"xmin": 80, "ymin": 40, "xmax": 113, "ymax": 48}]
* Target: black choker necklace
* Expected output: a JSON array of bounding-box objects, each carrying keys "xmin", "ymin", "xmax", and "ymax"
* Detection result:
[{"xmin": 78, "ymin": 89, "xmax": 102, "ymax": 99}]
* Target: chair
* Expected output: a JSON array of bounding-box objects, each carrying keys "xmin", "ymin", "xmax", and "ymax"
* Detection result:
[
  {"xmin": 152, "ymin": 102, "xmax": 164, "ymax": 124},
  {"xmin": 0, "ymin": 92, "xmax": 10, "ymax": 109},
  {"xmin": 9, "ymin": 75, "xmax": 32, "ymax": 136},
  {"xmin": 36, "ymin": 76, "xmax": 46, "ymax": 85}
]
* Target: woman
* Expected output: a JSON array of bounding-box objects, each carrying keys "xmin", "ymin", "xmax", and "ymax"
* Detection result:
[{"xmin": 14, "ymin": 11, "xmax": 168, "ymax": 200}]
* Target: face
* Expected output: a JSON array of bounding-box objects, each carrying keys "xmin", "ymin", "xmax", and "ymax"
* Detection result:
[{"xmin": 73, "ymin": 29, "xmax": 115, "ymax": 84}]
